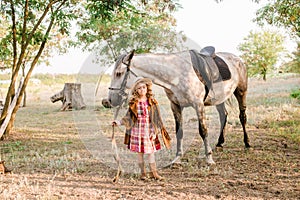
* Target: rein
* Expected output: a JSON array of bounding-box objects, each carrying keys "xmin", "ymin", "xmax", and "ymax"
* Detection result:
[
  {"xmin": 110, "ymin": 57, "xmax": 138, "ymax": 183},
  {"xmin": 111, "ymin": 104, "xmax": 124, "ymax": 183}
]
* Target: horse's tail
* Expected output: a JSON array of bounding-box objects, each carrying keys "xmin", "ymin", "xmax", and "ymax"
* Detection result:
[
  {"xmin": 238, "ymin": 57, "xmax": 248, "ymax": 80},
  {"xmin": 225, "ymin": 95, "xmax": 239, "ymax": 114},
  {"xmin": 225, "ymin": 96, "xmax": 234, "ymax": 108}
]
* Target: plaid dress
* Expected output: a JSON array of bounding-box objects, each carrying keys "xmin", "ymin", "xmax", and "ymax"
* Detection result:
[{"xmin": 129, "ymin": 100, "xmax": 161, "ymax": 153}]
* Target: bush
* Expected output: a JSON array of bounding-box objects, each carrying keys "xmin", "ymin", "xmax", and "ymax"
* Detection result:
[{"xmin": 290, "ymin": 89, "xmax": 300, "ymax": 100}]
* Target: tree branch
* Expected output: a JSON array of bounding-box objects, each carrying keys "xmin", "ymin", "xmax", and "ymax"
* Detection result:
[
  {"xmin": 21, "ymin": 0, "xmax": 29, "ymax": 49},
  {"xmin": 9, "ymin": 0, "xmax": 17, "ymax": 71},
  {"xmin": 13, "ymin": 0, "xmax": 61, "ymax": 79},
  {"xmin": 23, "ymin": 1, "xmax": 63, "ymax": 95}
]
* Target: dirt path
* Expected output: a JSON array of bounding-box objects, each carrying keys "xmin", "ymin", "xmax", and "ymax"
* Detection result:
[
  {"xmin": 0, "ymin": 75, "xmax": 299, "ymax": 199},
  {"xmin": 1, "ymin": 127, "xmax": 299, "ymax": 199}
]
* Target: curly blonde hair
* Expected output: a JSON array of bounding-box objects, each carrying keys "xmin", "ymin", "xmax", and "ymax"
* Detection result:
[{"xmin": 131, "ymin": 78, "xmax": 153, "ymax": 99}]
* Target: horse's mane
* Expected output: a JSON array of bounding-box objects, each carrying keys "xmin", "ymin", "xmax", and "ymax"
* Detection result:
[
  {"xmin": 113, "ymin": 50, "xmax": 189, "ymax": 75},
  {"xmin": 135, "ymin": 51, "xmax": 188, "ymax": 57},
  {"xmin": 114, "ymin": 54, "xmax": 127, "ymax": 74},
  {"xmin": 114, "ymin": 54, "xmax": 126, "ymax": 67}
]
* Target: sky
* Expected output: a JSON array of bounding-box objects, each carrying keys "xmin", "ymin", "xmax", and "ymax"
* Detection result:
[
  {"xmin": 34, "ymin": 0, "xmax": 290, "ymax": 74},
  {"xmin": 174, "ymin": 0, "xmax": 262, "ymax": 54}
]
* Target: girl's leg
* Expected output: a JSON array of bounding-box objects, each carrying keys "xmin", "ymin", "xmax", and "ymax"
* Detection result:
[
  {"xmin": 147, "ymin": 153, "xmax": 164, "ymax": 180},
  {"xmin": 137, "ymin": 152, "xmax": 144, "ymax": 163},
  {"xmin": 147, "ymin": 153, "xmax": 155, "ymax": 163},
  {"xmin": 138, "ymin": 153, "xmax": 147, "ymax": 180}
]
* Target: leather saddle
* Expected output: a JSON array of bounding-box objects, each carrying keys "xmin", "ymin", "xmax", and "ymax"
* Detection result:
[
  {"xmin": 199, "ymin": 46, "xmax": 216, "ymax": 57},
  {"xmin": 190, "ymin": 46, "xmax": 231, "ymax": 88}
]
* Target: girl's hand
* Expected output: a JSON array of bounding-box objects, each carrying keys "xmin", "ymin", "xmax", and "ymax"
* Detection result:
[{"xmin": 150, "ymin": 132, "xmax": 157, "ymax": 140}]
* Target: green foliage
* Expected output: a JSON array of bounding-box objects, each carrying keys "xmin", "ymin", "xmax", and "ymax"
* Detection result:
[
  {"xmin": 216, "ymin": 0, "xmax": 260, "ymax": 2},
  {"xmin": 0, "ymin": 0, "xmax": 131, "ymax": 71},
  {"xmin": 269, "ymin": 111, "xmax": 300, "ymax": 144},
  {"xmin": 284, "ymin": 42, "xmax": 300, "ymax": 73},
  {"xmin": 0, "ymin": 1, "xmax": 76, "ymax": 71},
  {"xmin": 255, "ymin": 0, "xmax": 300, "ymax": 39},
  {"xmin": 238, "ymin": 30, "xmax": 286, "ymax": 80},
  {"xmin": 2, "ymin": 141, "xmax": 25, "ymax": 153},
  {"xmin": 75, "ymin": 0, "xmax": 185, "ymax": 66},
  {"xmin": 290, "ymin": 89, "xmax": 300, "ymax": 101}
]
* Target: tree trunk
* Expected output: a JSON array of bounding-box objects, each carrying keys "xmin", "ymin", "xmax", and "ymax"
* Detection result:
[
  {"xmin": 0, "ymin": 79, "xmax": 23, "ymax": 140},
  {"xmin": 23, "ymin": 90, "xmax": 27, "ymax": 107},
  {"xmin": 263, "ymin": 73, "xmax": 266, "ymax": 81},
  {"xmin": 0, "ymin": 100, "xmax": 3, "ymax": 111},
  {"xmin": 22, "ymin": 65, "xmax": 26, "ymax": 107},
  {"xmin": 50, "ymin": 83, "xmax": 86, "ymax": 111},
  {"xmin": 3, "ymin": 112, "xmax": 16, "ymax": 139}
]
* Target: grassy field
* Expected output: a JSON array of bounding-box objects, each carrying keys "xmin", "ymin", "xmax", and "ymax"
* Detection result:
[{"xmin": 0, "ymin": 73, "xmax": 299, "ymax": 199}]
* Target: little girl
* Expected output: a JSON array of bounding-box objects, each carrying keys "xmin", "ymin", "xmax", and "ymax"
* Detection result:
[{"xmin": 112, "ymin": 78, "xmax": 171, "ymax": 180}]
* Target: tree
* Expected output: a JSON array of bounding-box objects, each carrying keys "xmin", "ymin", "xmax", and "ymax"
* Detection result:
[
  {"xmin": 254, "ymin": 0, "xmax": 300, "ymax": 74},
  {"xmin": 75, "ymin": 0, "xmax": 185, "ymax": 66},
  {"xmin": 238, "ymin": 30, "xmax": 286, "ymax": 81},
  {"xmin": 0, "ymin": 0, "xmax": 116, "ymax": 139},
  {"xmin": 0, "ymin": 15, "xmax": 11, "ymax": 70},
  {"xmin": 0, "ymin": 14, "xmax": 67, "ymax": 106},
  {"xmin": 0, "ymin": 0, "xmax": 182, "ymax": 139},
  {"xmin": 284, "ymin": 42, "xmax": 300, "ymax": 74},
  {"xmin": 255, "ymin": 0, "xmax": 299, "ymax": 40},
  {"xmin": 0, "ymin": 0, "xmax": 82, "ymax": 139}
]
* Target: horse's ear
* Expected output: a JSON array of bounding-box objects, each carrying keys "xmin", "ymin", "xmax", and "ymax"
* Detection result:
[
  {"xmin": 128, "ymin": 49, "xmax": 135, "ymax": 60},
  {"xmin": 124, "ymin": 49, "xmax": 135, "ymax": 63}
]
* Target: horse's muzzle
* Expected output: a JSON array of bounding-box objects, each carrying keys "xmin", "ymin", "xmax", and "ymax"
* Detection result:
[{"xmin": 102, "ymin": 98, "xmax": 112, "ymax": 108}]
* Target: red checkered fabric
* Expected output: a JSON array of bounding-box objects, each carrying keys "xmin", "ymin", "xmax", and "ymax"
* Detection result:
[{"xmin": 129, "ymin": 100, "xmax": 161, "ymax": 153}]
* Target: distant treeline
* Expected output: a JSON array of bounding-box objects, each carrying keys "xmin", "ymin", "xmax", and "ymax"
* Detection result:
[{"xmin": 0, "ymin": 73, "xmax": 111, "ymax": 86}]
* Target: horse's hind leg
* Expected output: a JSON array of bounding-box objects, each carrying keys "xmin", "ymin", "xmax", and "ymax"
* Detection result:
[
  {"xmin": 216, "ymin": 103, "xmax": 228, "ymax": 149},
  {"xmin": 195, "ymin": 103, "xmax": 215, "ymax": 165},
  {"xmin": 234, "ymin": 88, "xmax": 251, "ymax": 148}
]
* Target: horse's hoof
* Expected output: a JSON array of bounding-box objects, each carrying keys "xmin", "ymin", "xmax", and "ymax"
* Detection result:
[
  {"xmin": 245, "ymin": 146, "xmax": 253, "ymax": 152},
  {"xmin": 206, "ymin": 159, "xmax": 216, "ymax": 166},
  {"xmin": 206, "ymin": 155, "xmax": 216, "ymax": 165},
  {"xmin": 245, "ymin": 142, "xmax": 251, "ymax": 148},
  {"xmin": 172, "ymin": 156, "xmax": 181, "ymax": 164}
]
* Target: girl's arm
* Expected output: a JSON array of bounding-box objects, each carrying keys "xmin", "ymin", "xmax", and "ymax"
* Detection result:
[{"xmin": 120, "ymin": 109, "xmax": 134, "ymax": 129}]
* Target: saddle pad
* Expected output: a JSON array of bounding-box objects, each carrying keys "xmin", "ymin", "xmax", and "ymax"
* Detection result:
[{"xmin": 214, "ymin": 56, "xmax": 231, "ymax": 81}]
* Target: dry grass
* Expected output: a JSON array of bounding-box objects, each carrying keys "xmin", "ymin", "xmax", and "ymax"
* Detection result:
[{"xmin": 0, "ymin": 73, "xmax": 299, "ymax": 199}]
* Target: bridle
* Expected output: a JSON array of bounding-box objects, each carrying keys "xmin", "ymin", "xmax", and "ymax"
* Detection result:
[{"xmin": 108, "ymin": 56, "xmax": 138, "ymax": 104}]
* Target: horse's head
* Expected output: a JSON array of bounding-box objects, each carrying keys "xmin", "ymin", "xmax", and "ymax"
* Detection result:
[{"xmin": 108, "ymin": 50, "xmax": 139, "ymax": 107}]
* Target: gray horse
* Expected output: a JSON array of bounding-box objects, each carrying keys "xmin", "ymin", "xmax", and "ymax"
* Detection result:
[{"xmin": 107, "ymin": 48, "xmax": 250, "ymax": 165}]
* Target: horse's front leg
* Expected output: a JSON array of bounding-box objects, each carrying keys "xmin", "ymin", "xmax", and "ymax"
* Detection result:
[
  {"xmin": 170, "ymin": 102, "xmax": 183, "ymax": 164},
  {"xmin": 196, "ymin": 103, "xmax": 215, "ymax": 165}
]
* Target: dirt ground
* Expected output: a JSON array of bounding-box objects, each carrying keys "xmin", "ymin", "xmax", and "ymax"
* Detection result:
[{"xmin": 0, "ymin": 74, "xmax": 299, "ymax": 199}]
